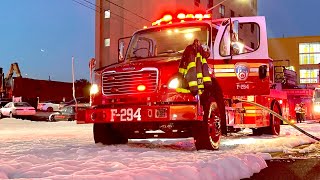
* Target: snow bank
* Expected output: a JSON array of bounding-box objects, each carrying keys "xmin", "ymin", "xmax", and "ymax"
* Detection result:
[{"xmin": 1, "ymin": 118, "xmax": 320, "ymax": 179}]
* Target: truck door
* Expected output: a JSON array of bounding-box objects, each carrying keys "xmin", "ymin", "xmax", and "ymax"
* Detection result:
[{"xmin": 212, "ymin": 16, "xmax": 270, "ymax": 96}]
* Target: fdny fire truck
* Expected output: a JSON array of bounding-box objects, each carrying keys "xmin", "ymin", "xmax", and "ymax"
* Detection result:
[{"xmin": 77, "ymin": 13, "xmax": 285, "ymax": 150}]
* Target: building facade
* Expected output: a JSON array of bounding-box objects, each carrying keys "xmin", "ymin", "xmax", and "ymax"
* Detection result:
[
  {"xmin": 268, "ymin": 36, "xmax": 320, "ymax": 87},
  {"xmin": 95, "ymin": 0, "xmax": 258, "ymax": 69}
]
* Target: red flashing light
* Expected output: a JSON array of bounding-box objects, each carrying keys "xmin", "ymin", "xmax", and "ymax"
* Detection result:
[
  {"xmin": 162, "ymin": 14, "xmax": 172, "ymax": 22},
  {"xmin": 185, "ymin": 14, "xmax": 195, "ymax": 19},
  {"xmin": 177, "ymin": 13, "xmax": 186, "ymax": 19},
  {"xmin": 195, "ymin": 14, "xmax": 203, "ymax": 19},
  {"xmin": 203, "ymin": 14, "xmax": 211, "ymax": 19},
  {"xmin": 152, "ymin": 13, "xmax": 212, "ymax": 26}
]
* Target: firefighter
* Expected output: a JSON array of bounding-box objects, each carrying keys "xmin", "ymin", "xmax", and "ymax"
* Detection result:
[
  {"xmin": 176, "ymin": 39, "xmax": 212, "ymax": 96},
  {"xmin": 177, "ymin": 39, "xmax": 227, "ymax": 133},
  {"xmin": 295, "ymin": 104, "xmax": 301, "ymax": 123},
  {"xmin": 300, "ymin": 103, "xmax": 306, "ymax": 122}
]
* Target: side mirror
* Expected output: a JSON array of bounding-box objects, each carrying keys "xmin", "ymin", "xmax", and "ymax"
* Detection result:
[
  {"xmin": 259, "ymin": 65, "xmax": 268, "ymax": 79},
  {"xmin": 118, "ymin": 41, "xmax": 125, "ymax": 62}
]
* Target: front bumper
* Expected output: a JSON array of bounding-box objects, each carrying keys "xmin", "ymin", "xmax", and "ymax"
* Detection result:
[{"xmin": 77, "ymin": 104, "xmax": 199, "ymax": 124}]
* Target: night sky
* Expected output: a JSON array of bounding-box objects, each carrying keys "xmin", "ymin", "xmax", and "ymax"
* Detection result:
[{"xmin": 0, "ymin": 0, "xmax": 319, "ymax": 82}]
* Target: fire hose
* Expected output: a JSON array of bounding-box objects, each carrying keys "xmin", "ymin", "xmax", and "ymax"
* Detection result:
[{"xmin": 235, "ymin": 99, "xmax": 320, "ymax": 141}]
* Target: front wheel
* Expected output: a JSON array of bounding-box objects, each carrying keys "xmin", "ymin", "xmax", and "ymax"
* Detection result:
[{"xmin": 193, "ymin": 101, "xmax": 222, "ymax": 150}]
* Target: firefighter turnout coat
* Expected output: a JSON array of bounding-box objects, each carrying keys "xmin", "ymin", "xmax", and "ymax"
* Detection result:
[{"xmin": 177, "ymin": 44, "xmax": 212, "ymax": 96}]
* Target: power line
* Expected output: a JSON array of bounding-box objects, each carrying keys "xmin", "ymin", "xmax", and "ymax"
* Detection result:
[
  {"xmin": 72, "ymin": 0, "xmax": 98, "ymax": 13},
  {"xmin": 71, "ymin": 0, "xmax": 140, "ymax": 29},
  {"xmin": 105, "ymin": 0, "xmax": 152, "ymax": 23},
  {"xmin": 81, "ymin": 0, "xmax": 152, "ymax": 23}
]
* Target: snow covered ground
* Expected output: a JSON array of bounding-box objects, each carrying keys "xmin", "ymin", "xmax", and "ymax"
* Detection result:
[{"xmin": 0, "ymin": 118, "xmax": 319, "ymax": 180}]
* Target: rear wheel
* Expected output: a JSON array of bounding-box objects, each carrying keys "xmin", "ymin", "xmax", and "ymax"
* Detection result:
[
  {"xmin": 193, "ymin": 100, "xmax": 222, "ymax": 150},
  {"xmin": 264, "ymin": 101, "xmax": 281, "ymax": 135},
  {"xmin": 93, "ymin": 123, "xmax": 128, "ymax": 145}
]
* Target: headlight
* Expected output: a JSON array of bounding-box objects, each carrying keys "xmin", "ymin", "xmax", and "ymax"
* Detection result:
[
  {"xmin": 90, "ymin": 84, "xmax": 99, "ymax": 95},
  {"xmin": 314, "ymin": 105, "xmax": 320, "ymax": 113},
  {"xmin": 168, "ymin": 78, "xmax": 179, "ymax": 89}
]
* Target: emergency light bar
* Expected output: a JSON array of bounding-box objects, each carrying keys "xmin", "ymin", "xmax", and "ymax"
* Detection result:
[{"xmin": 152, "ymin": 13, "xmax": 212, "ymax": 26}]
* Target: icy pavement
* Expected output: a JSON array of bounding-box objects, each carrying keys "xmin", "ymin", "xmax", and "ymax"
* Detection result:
[{"xmin": 0, "ymin": 118, "xmax": 319, "ymax": 179}]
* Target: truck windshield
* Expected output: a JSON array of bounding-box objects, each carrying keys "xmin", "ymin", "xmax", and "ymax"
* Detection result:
[{"xmin": 126, "ymin": 24, "xmax": 210, "ymax": 60}]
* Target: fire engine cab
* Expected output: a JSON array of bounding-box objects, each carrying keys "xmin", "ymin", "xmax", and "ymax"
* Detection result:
[{"xmin": 77, "ymin": 13, "xmax": 285, "ymax": 150}]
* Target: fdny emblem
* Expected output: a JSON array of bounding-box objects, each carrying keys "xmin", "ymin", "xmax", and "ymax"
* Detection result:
[{"xmin": 235, "ymin": 63, "xmax": 249, "ymax": 81}]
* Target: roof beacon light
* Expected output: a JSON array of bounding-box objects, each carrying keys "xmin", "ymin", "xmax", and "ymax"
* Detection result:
[
  {"xmin": 162, "ymin": 14, "xmax": 173, "ymax": 22},
  {"xmin": 203, "ymin": 14, "xmax": 211, "ymax": 19},
  {"xmin": 177, "ymin": 13, "xmax": 186, "ymax": 19},
  {"xmin": 152, "ymin": 13, "xmax": 212, "ymax": 26},
  {"xmin": 195, "ymin": 14, "xmax": 203, "ymax": 19},
  {"xmin": 185, "ymin": 14, "xmax": 195, "ymax": 19}
]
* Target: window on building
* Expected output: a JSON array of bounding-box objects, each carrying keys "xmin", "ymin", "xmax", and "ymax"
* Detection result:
[
  {"xmin": 219, "ymin": 5, "xmax": 225, "ymax": 18},
  {"xmin": 299, "ymin": 42, "xmax": 320, "ymax": 64},
  {"xmin": 104, "ymin": 10, "xmax": 110, "ymax": 19},
  {"xmin": 194, "ymin": 0, "xmax": 200, "ymax": 7},
  {"xmin": 230, "ymin": 10, "xmax": 235, "ymax": 17},
  {"xmin": 104, "ymin": 38, "xmax": 110, "ymax": 47},
  {"xmin": 300, "ymin": 69, "xmax": 318, "ymax": 84}
]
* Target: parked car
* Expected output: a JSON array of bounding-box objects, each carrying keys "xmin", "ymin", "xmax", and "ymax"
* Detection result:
[
  {"xmin": 0, "ymin": 102, "xmax": 36, "ymax": 119},
  {"xmin": 0, "ymin": 101, "xmax": 10, "ymax": 108},
  {"xmin": 37, "ymin": 101, "xmax": 63, "ymax": 112},
  {"xmin": 48, "ymin": 104, "xmax": 90, "ymax": 122}
]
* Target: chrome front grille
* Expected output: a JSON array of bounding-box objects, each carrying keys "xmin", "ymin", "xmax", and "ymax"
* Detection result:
[{"xmin": 102, "ymin": 68, "xmax": 158, "ymax": 95}]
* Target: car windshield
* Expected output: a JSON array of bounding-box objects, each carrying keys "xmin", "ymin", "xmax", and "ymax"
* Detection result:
[
  {"xmin": 126, "ymin": 24, "xmax": 210, "ymax": 60},
  {"xmin": 14, "ymin": 102, "xmax": 32, "ymax": 107}
]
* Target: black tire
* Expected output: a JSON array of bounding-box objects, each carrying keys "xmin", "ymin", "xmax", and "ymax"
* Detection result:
[
  {"xmin": 93, "ymin": 123, "xmax": 128, "ymax": 145},
  {"xmin": 0, "ymin": 112, "xmax": 2, "ymax": 119},
  {"xmin": 48, "ymin": 115, "xmax": 55, "ymax": 122},
  {"xmin": 67, "ymin": 118, "xmax": 72, "ymax": 121},
  {"xmin": 252, "ymin": 128, "xmax": 263, "ymax": 136},
  {"xmin": 193, "ymin": 100, "xmax": 222, "ymax": 150},
  {"xmin": 47, "ymin": 107, "xmax": 53, "ymax": 112},
  {"xmin": 211, "ymin": 78, "xmax": 227, "ymax": 135},
  {"xmin": 264, "ymin": 101, "xmax": 281, "ymax": 135}
]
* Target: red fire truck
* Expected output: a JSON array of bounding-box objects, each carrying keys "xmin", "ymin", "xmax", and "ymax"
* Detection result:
[{"xmin": 77, "ymin": 13, "xmax": 286, "ymax": 150}]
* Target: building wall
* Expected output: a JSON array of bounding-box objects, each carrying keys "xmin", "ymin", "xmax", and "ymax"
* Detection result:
[
  {"xmin": 268, "ymin": 36, "xmax": 320, "ymax": 86},
  {"xmin": 95, "ymin": 0, "xmax": 257, "ymax": 69}
]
